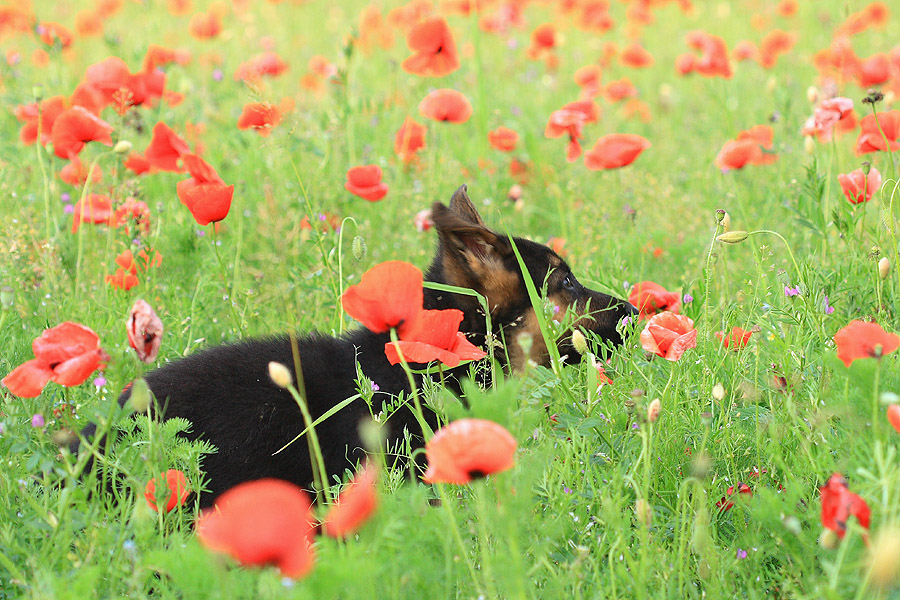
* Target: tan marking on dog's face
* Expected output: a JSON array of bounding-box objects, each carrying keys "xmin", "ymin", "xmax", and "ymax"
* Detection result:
[{"xmin": 506, "ymin": 309, "xmax": 549, "ymax": 372}]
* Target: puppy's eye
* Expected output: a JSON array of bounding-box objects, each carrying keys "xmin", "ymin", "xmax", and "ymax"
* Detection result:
[{"xmin": 562, "ymin": 274, "xmax": 576, "ymax": 292}]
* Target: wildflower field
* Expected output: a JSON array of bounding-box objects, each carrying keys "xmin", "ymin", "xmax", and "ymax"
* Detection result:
[{"xmin": 2, "ymin": 0, "xmax": 900, "ymax": 597}]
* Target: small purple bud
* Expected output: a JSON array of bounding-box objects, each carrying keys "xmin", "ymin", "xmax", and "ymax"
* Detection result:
[
  {"xmin": 61, "ymin": 192, "xmax": 71, "ymax": 203},
  {"xmin": 31, "ymin": 414, "xmax": 45, "ymax": 428},
  {"xmin": 212, "ymin": 69, "xmax": 223, "ymax": 81},
  {"xmin": 63, "ymin": 205, "xmax": 75, "ymax": 214},
  {"xmin": 683, "ymin": 293, "xmax": 693, "ymax": 304},
  {"xmin": 93, "ymin": 375, "xmax": 107, "ymax": 388},
  {"xmin": 371, "ymin": 382, "xmax": 380, "ymax": 392}
]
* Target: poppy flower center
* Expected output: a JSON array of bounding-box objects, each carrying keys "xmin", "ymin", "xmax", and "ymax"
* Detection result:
[{"xmin": 466, "ymin": 469, "xmax": 488, "ymax": 480}]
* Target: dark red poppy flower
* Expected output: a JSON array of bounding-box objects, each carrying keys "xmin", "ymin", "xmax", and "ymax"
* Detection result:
[
  {"xmin": 233, "ymin": 51, "xmax": 288, "ymax": 82},
  {"xmin": 620, "ymin": 43, "xmax": 654, "ymax": 68},
  {"xmin": 716, "ymin": 327, "xmax": 754, "ymax": 350},
  {"xmin": 341, "ymin": 261, "xmax": 423, "ymax": 336},
  {"xmin": 419, "ymin": 89, "xmax": 472, "ymax": 124},
  {"xmin": 716, "ymin": 482, "xmax": 752, "ymax": 511},
  {"xmin": 488, "ymin": 126, "xmax": 518, "ymax": 152},
  {"xmin": 394, "ymin": 117, "xmax": 427, "ymax": 162},
  {"xmin": 59, "ymin": 156, "xmax": 102, "ymax": 187},
  {"xmin": 2, "ymin": 322, "xmax": 107, "ymax": 398},
  {"xmin": 237, "ymin": 102, "xmax": 283, "ymax": 136},
  {"xmin": 188, "ymin": 10, "xmax": 222, "ymax": 40},
  {"xmin": 72, "ymin": 193, "xmax": 113, "ymax": 233},
  {"xmin": 385, "ymin": 309, "xmax": 486, "ymax": 367},
  {"xmin": 855, "ymin": 111, "xmax": 900, "ymax": 154},
  {"xmin": 820, "ymin": 473, "xmax": 870, "ymax": 540},
  {"xmin": 145, "ymin": 469, "xmax": 190, "ymax": 512},
  {"xmin": 345, "ymin": 165, "xmax": 388, "ymax": 202},
  {"xmin": 402, "ymin": 16, "xmax": 459, "ymax": 77},
  {"xmin": 423, "ymin": 418, "xmax": 517, "ymax": 484},
  {"xmin": 50, "ymin": 106, "xmax": 113, "ymax": 159},
  {"xmin": 839, "ymin": 167, "xmax": 882, "ymax": 204},
  {"xmin": 322, "ymin": 463, "xmax": 378, "ymax": 538},
  {"xmin": 628, "ymin": 281, "xmax": 680, "ymax": 319},
  {"xmin": 144, "ymin": 122, "xmax": 190, "ymax": 172},
  {"xmin": 15, "ymin": 95, "xmax": 68, "ymax": 146},
  {"xmin": 584, "ymin": 133, "xmax": 651, "ymax": 169},
  {"xmin": 834, "ymin": 320, "xmax": 899, "ymax": 367},
  {"xmin": 196, "ymin": 479, "xmax": 316, "ymax": 579},
  {"xmin": 640, "ymin": 311, "xmax": 697, "ymax": 361},
  {"xmin": 176, "ymin": 154, "xmax": 234, "ymax": 226},
  {"xmin": 127, "ymin": 298, "xmax": 163, "ymax": 363}
]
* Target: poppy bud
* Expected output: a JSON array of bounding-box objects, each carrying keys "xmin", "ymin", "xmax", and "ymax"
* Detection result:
[
  {"xmin": 861, "ymin": 161, "xmax": 871, "ymax": 175},
  {"xmin": 806, "ymin": 86, "xmax": 818, "ymax": 104},
  {"xmin": 804, "ymin": 136, "xmax": 816, "ymax": 154},
  {"xmin": 868, "ymin": 527, "xmax": 900, "ymax": 588},
  {"xmin": 571, "ymin": 330, "xmax": 588, "ymax": 354},
  {"xmin": 0, "ymin": 286, "xmax": 13, "ymax": 310},
  {"xmin": 624, "ymin": 399, "xmax": 635, "ymax": 414},
  {"xmin": 819, "ymin": 528, "xmax": 840, "ymax": 549},
  {"xmin": 721, "ymin": 212, "xmax": 731, "ymax": 232},
  {"xmin": 352, "ymin": 235, "xmax": 366, "ymax": 261},
  {"xmin": 507, "ymin": 184, "xmax": 523, "ymax": 203},
  {"xmin": 128, "ymin": 378, "xmax": 152, "ymax": 413},
  {"xmin": 700, "ymin": 411, "xmax": 713, "ymax": 427},
  {"xmin": 690, "ymin": 451, "xmax": 711, "ymax": 479},
  {"xmin": 634, "ymin": 498, "xmax": 652, "ymax": 527},
  {"xmin": 712, "ymin": 382, "xmax": 725, "ymax": 401},
  {"xmin": 717, "ymin": 231, "xmax": 749, "ymax": 244},
  {"xmin": 878, "ymin": 256, "xmax": 890, "ymax": 279},
  {"xmin": 714, "ymin": 209, "xmax": 726, "ymax": 224},
  {"xmin": 33, "ymin": 85, "xmax": 44, "ymax": 101},
  {"xmin": 691, "ymin": 507, "xmax": 710, "ymax": 554},
  {"xmin": 647, "ymin": 398, "xmax": 661, "ymax": 423},
  {"xmin": 268, "ymin": 361, "xmax": 293, "ymax": 389},
  {"xmin": 113, "ymin": 140, "xmax": 133, "ymax": 155}
]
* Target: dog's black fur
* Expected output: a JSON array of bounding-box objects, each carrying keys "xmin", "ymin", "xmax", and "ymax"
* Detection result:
[{"xmin": 74, "ymin": 185, "xmax": 635, "ymax": 507}]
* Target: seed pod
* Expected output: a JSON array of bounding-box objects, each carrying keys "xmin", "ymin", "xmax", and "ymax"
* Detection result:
[
  {"xmin": 268, "ymin": 361, "xmax": 293, "ymax": 389},
  {"xmin": 128, "ymin": 378, "xmax": 152, "ymax": 413},
  {"xmin": 878, "ymin": 256, "xmax": 890, "ymax": 280},
  {"xmin": 352, "ymin": 235, "xmax": 367, "ymax": 261},
  {"xmin": 717, "ymin": 231, "xmax": 749, "ymax": 244},
  {"xmin": 571, "ymin": 330, "xmax": 588, "ymax": 354},
  {"xmin": 635, "ymin": 499, "xmax": 652, "ymax": 527},
  {"xmin": 113, "ymin": 140, "xmax": 133, "ymax": 155},
  {"xmin": 647, "ymin": 398, "xmax": 661, "ymax": 423}
]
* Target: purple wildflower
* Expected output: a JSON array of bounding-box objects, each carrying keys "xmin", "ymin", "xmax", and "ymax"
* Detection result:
[
  {"xmin": 31, "ymin": 414, "xmax": 45, "ymax": 428},
  {"xmin": 683, "ymin": 293, "xmax": 694, "ymax": 304},
  {"xmin": 784, "ymin": 285, "xmax": 801, "ymax": 297}
]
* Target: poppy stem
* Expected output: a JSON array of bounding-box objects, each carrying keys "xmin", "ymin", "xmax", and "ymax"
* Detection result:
[
  {"xmin": 283, "ymin": 379, "xmax": 333, "ymax": 504},
  {"xmin": 335, "ymin": 217, "xmax": 360, "ymax": 335},
  {"xmin": 209, "ymin": 224, "xmax": 243, "ymax": 333},
  {"xmin": 34, "ymin": 99, "xmax": 53, "ymax": 242},
  {"xmin": 73, "ymin": 154, "xmax": 105, "ymax": 293},
  {"xmin": 435, "ymin": 483, "xmax": 483, "ymax": 593}
]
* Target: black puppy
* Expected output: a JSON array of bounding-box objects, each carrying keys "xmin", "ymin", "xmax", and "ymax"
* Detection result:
[{"xmin": 76, "ymin": 185, "xmax": 635, "ymax": 506}]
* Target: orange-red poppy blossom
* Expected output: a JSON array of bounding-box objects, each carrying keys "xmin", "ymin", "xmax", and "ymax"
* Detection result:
[
  {"xmin": 801, "ymin": 97, "xmax": 855, "ymax": 142},
  {"xmin": 144, "ymin": 122, "xmax": 190, "ymax": 172},
  {"xmin": 527, "ymin": 23, "xmax": 556, "ymax": 59},
  {"xmin": 838, "ymin": 167, "xmax": 882, "ymax": 204},
  {"xmin": 422, "ymin": 418, "xmax": 517, "ymax": 484},
  {"xmin": 820, "ymin": 473, "xmax": 870, "ymax": 540},
  {"xmin": 887, "ymin": 404, "xmax": 900, "ymax": 434},
  {"xmin": 604, "ymin": 78, "xmax": 638, "ymax": 103},
  {"xmin": 237, "ymin": 102, "xmax": 283, "ymax": 136},
  {"xmin": 233, "ymin": 52, "xmax": 288, "ymax": 82},
  {"xmin": 127, "ymin": 298, "xmax": 164, "ymax": 363},
  {"xmin": 60, "ymin": 157, "xmax": 102, "ymax": 187},
  {"xmin": 584, "ymin": 134, "xmax": 651, "ymax": 169},
  {"xmin": 37, "ymin": 22, "xmax": 73, "ymax": 49},
  {"xmin": 2, "ymin": 322, "xmax": 108, "ymax": 398},
  {"xmin": 834, "ymin": 320, "xmax": 899, "ymax": 367},
  {"xmin": 855, "ymin": 111, "xmax": 900, "ymax": 155},
  {"xmin": 176, "ymin": 154, "xmax": 234, "ymax": 226},
  {"xmin": 196, "ymin": 479, "xmax": 316, "ymax": 579},
  {"xmin": 681, "ymin": 31, "xmax": 732, "ymax": 78},
  {"xmin": 15, "ymin": 95, "xmax": 68, "ymax": 146},
  {"xmin": 716, "ymin": 326, "xmax": 754, "ymax": 350},
  {"xmin": 143, "ymin": 44, "xmax": 191, "ymax": 71},
  {"xmin": 188, "ymin": 10, "xmax": 222, "ymax": 39},
  {"xmin": 113, "ymin": 197, "xmax": 152, "ymax": 235},
  {"xmin": 345, "ymin": 165, "xmax": 389, "ymax": 201},
  {"xmin": 758, "ymin": 29, "xmax": 796, "ymax": 69},
  {"xmin": 394, "ymin": 116, "xmax": 427, "ymax": 162},
  {"xmin": 628, "ymin": 281, "xmax": 680, "ymax": 319},
  {"xmin": 106, "ymin": 268, "xmax": 139, "ymax": 290},
  {"xmin": 145, "ymin": 469, "xmax": 190, "ymax": 512},
  {"xmin": 545, "ymin": 100, "xmax": 599, "ymax": 162},
  {"xmin": 640, "ymin": 311, "xmax": 697, "ymax": 361},
  {"xmin": 487, "ymin": 126, "xmax": 518, "ymax": 152},
  {"xmin": 402, "ymin": 16, "xmax": 459, "ymax": 77},
  {"xmin": 620, "ymin": 43, "xmax": 654, "ymax": 68},
  {"xmin": 72, "ymin": 193, "xmax": 113, "ymax": 233},
  {"xmin": 385, "ymin": 309, "xmax": 486, "ymax": 367},
  {"xmin": 50, "ymin": 106, "xmax": 114, "ymax": 159},
  {"xmin": 419, "ymin": 89, "xmax": 472, "ymax": 123},
  {"xmin": 322, "ymin": 463, "xmax": 378, "ymax": 538},
  {"xmin": 341, "ymin": 261, "xmax": 424, "ymax": 337}
]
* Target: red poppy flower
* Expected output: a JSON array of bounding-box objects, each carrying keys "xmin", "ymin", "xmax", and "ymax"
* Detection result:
[
  {"xmin": 620, "ymin": 43, "xmax": 654, "ymax": 68},
  {"xmin": 127, "ymin": 298, "xmax": 163, "ymax": 363},
  {"xmin": 394, "ymin": 117, "xmax": 427, "ymax": 162},
  {"xmin": 124, "ymin": 152, "xmax": 152, "ymax": 175},
  {"xmin": 401, "ymin": 16, "xmax": 459, "ymax": 77},
  {"xmin": 422, "ymin": 418, "xmax": 517, "ymax": 484},
  {"xmin": 855, "ymin": 111, "xmax": 900, "ymax": 155},
  {"xmin": 640, "ymin": 311, "xmax": 697, "ymax": 361},
  {"xmin": 758, "ymin": 30, "xmax": 796, "ymax": 69},
  {"xmin": 777, "ymin": 0, "xmax": 797, "ymax": 17},
  {"xmin": 144, "ymin": 122, "xmax": 190, "ymax": 172},
  {"xmin": 487, "ymin": 126, "xmax": 518, "ymax": 152},
  {"xmin": 82, "ymin": 57, "xmax": 143, "ymax": 110},
  {"xmin": 385, "ymin": 309, "xmax": 486, "ymax": 367},
  {"xmin": 2, "ymin": 322, "xmax": 107, "ymax": 398},
  {"xmin": 72, "ymin": 193, "xmax": 113, "ymax": 233},
  {"xmin": 856, "ymin": 53, "xmax": 891, "ymax": 87},
  {"xmin": 15, "ymin": 95, "xmax": 68, "ymax": 146},
  {"xmin": 196, "ymin": 479, "xmax": 316, "ymax": 579},
  {"xmin": 113, "ymin": 197, "xmax": 152, "ymax": 235},
  {"xmin": 802, "ymin": 97, "xmax": 856, "ymax": 142},
  {"xmin": 176, "ymin": 154, "xmax": 234, "ymax": 226},
  {"xmin": 838, "ymin": 167, "xmax": 882, "ymax": 205},
  {"xmin": 716, "ymin": 482, "xmax": 752, "ymax": 511},
  {"xmin": 143, "ymin": 44, "xmax": 191, "ymax": 72},
  {"xmin": 628, "ymin": 281, "xmax": 680, "ymax": 319},
  {"xmin": 574, "ymin": 64, "xmax": 602, "ymax": 98},
  {"xmin": 714, "ymin": 139, "xmax": 763, "ymax": 171},
  {"xmin": 716, "ymin": 327, "xmax": 754, "ymax": 350},
  {"xmin": 683, "ymin": 31, "xmax": 732, "ymax": 78},
  {"xmin": 106, "ymin": 268, "xmax": 139, "ymax": 290},
  {"xmin": 584, "ymin": 134, "xmax": 651, "ymax": 169},
  {"xmin": 604, "ymin": 78, "xmax": 638, "ymax": 103},
  {"xmin": 145, "ymin": 469, "xmax": 190, "ymax": 512},
  {"xmin": 820, "ymin": 473, "xmax": 870, "ymax": 540},
  {"xmin": 834, "ymin": 320, "xmax": 899, "ymax": 367},
  {"xmin": 237, "ymin": 102, "xmax": 283, "ymax": 136},
  {"xmin": 188, "ymin": 10, "xmax": 222, "ymax": 40},
  {"xmin": 419, "ymin": 89, "xmax": 472, "ymax": 124},
  {"xmin": 233, "ymin": 52, "xmax": 288, "ymax": 82},
  {"xmin": 341, "ymin": 261, "xmax": 423, "ymax": 336},
  {"xmin": 887, "ymin": 405, "xmax": 900, "ymax": 434},
  {"xmin": 732, "ymin": 40, "xmax": 758, "ymax": 63},
  {"xmin": 50, "ymin": 106, "xmax": 113, "ymax": 159},
  {"xmin": 345, "ymin": 165, "xmax": 388, "ymax": 202},
  {"xmin": 59, "ymin": 156, "xmax": 102, "ymax": 187},
  {"xmin": 322, "ymin": 463, "xmax": 378, "ymax": 538},
  {"xmin": 37, "ymin": 22, "xmax": 73, "ymax": 49}
]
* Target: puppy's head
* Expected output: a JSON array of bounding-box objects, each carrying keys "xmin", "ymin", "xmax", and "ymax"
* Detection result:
[{"xmin": 426, "ymin": 185, "xmax": 636, "ymax": 370}]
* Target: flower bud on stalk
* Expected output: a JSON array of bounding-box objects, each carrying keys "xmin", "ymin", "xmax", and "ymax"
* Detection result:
[
  {"xmin": 268, "ymin": 361, "xmax": 293, "ymax": 389},
  {"xmin": 717, "ymin": 231, "xmax": 749, "ymax": 244},
  {"xmin": 878, "ymin": 256, "xmax": 890, "ymax": 280}
]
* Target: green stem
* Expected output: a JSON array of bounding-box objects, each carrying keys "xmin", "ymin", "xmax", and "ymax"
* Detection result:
[
  {"xmin": 284, "ymin": 374, "xmax": 332, "ymax": 504},
  {"xmin": 389, "ymin": 327, "xmax": 433, "ymax": 440},
  {"xmin": 210, "ymin": 224, "xmax": 243, "ymax": 334},
  {"xmin": 73, "ymin": 154, "xmax": 105, "ymax": 292},
  {"xmin": 436, "ymin": 484, "xmax": 483, "ymax": 594}
]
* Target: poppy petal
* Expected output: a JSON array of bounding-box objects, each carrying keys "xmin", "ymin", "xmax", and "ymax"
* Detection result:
[{"xmin": 2, "ymin": 359, "xmax": 54, "ymax": 398}]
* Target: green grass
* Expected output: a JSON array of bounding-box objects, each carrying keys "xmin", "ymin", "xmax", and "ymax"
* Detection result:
[{"xmin": 1, "ymin": 0, "xmax": 900, "ymax": 598}]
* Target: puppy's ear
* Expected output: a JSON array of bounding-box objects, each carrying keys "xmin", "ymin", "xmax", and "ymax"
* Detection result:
[{"xmin": 431, "ymin": 186, "xmax": 517, "ymax": 305}]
